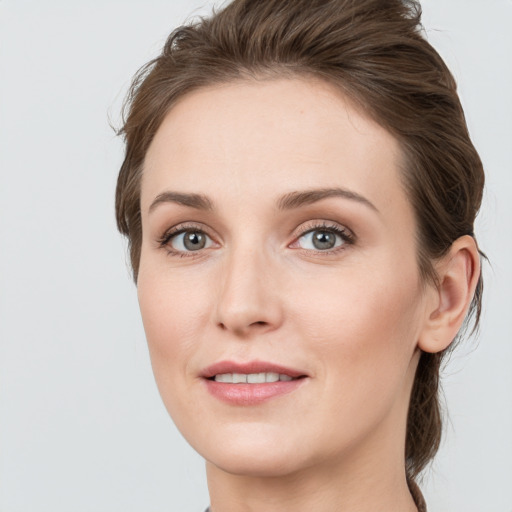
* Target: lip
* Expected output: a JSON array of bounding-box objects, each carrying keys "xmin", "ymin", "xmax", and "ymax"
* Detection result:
[{"xmin": 201, "ymin": 360, "xmax": 309, "ymax": 406}]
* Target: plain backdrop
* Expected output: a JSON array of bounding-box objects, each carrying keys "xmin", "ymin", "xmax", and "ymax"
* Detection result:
[{"xmin": 0, "ymin": 1, "xmax": 511, "ymax": 511}]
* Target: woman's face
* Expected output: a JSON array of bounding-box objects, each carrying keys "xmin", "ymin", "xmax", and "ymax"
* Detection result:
[{"xmin": 138, "ymin": 78, "xmax": 430, "ymax": 477}]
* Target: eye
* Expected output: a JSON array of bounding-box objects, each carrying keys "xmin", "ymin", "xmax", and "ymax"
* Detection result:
[
  {"xmin": 167, "ymin": 229, "xmax": 214, "ymax": 252},
  {"xmin": 295, "ymin": 225, "xmax": 353, "ymax": 251}
]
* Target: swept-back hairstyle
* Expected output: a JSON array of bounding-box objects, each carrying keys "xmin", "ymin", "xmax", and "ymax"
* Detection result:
[{"xmin": 116, "ymin": 0, "xmax": 484, "ymax": 483}]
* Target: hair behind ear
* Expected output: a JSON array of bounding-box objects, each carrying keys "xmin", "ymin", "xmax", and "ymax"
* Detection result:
[{"xmin": 406, "ymin": 353, "xmax": 441, "ymax": 479}]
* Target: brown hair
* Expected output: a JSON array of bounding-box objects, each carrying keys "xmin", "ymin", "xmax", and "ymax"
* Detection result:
[{"xmin": 115, "ymin": 0, "xmax": 484, "ymax": 483}]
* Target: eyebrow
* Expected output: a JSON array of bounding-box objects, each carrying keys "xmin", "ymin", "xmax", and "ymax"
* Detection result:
[
  {"xmin": 148, "ymin": 187, "xmax": 378, "ymax": 214},
  {"xmin": 276, "ymin": 187, "xmax": 379, "ymax": 213},
  {"xmin": 149, "ymin": 191, "xmax": 213, "ymax": 213}
]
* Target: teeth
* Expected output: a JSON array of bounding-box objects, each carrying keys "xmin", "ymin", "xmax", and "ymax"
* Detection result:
[
  {"xmin": 214, "ymin": 372, "xmax": 296, "ymax": 383},
  {"xmin": 214, "ymin": 373, "xmax": 232, "ymax": 383},
  {"xmin": 247, "ymin": 372, "xmax": 266, "ymax": 383},
  {"xmin": 232, "ymin": 373, "xmax": 247, "ymax": 384},
  {"xmin": 266, "ymin": 372, "xmax": 279, "ymax": 382}
]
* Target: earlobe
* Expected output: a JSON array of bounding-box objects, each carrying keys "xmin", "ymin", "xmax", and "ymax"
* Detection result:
[{"xmin": 418, "ymin": 235, "xmax": 481, "ymax": 354}]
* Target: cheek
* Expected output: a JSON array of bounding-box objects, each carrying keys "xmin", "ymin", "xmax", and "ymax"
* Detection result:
[
  {"xmin": 289, "ymin": 257, "xmax": 423, "ymax": 387},
  {"xmin": 281, "ymin": 263, "xmax": 424, "ymax": 452},
  {"xmin": 136, "ymin": 263, "xmax": 210, "ymax": 395}
]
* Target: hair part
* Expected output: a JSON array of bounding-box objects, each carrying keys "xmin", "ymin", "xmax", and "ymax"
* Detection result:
[{"xmin": 115, "ymin": 0, "xmax": 484, "ymax": 482}]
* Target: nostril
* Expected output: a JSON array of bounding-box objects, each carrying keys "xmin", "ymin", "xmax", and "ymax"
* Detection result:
[
  {"xmin": 249, "ymin": 321, "xmax": 270, "ymax": 329},
  {"xmin": 216, "ymin": 319, "xmax": 270, "ymax": 334}
]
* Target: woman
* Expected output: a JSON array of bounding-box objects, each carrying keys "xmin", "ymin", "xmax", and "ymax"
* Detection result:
[{"xmin": 115, "ymin": 0, "xmax": 484, "ymax": 510}]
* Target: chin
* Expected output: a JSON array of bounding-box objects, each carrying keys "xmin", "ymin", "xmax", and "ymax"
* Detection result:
[
  {"xmin": 205, "ymin": 449, "xmax": 307, "ymax": 478},
  {"xmin": 187, "ymin": 422, "xmax": 313, "ymax": 478}
]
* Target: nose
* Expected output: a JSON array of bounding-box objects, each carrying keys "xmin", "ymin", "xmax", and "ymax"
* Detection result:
[{"xmin": 214, "ymin": 245, "xmax": 284, "ymax": 337}]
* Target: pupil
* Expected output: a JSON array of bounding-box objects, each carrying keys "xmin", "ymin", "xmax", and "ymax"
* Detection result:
[
  {"xmin": 313, "ymin": 231, "xmax": 335, "ymax": 250},
  {"xmin": 184, "ymin": 231, "xmax": 206, "ymax": 251}
]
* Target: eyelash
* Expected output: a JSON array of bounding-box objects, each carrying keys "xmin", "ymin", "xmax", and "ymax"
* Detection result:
[
  {"xmin": 157, "ymin": 223, "xmax": 212, "ymax": 258},
  {"xmin": 294, "ymin": 221, "xmax": 355, "ymax": 255},
  {"xmin": 157, "ymin": 221, "xmax": 355, "ymax": 258}
]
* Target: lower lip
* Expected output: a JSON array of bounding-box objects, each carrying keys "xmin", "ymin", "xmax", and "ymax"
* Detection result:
[{"xmin": 204, "ymin": 378, "xmax": 306, "ymax": 405}]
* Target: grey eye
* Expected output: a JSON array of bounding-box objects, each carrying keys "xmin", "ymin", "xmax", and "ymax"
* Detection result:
[
  {"xmin": 171, "ymin": 231, "xmax": 212, "ymax": 252},
  {"xmin": 298, "ymin": 229, "xmax": 344, "ymax": 251}
]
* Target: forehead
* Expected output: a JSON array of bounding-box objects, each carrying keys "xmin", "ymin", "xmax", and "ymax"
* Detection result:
[{"xmin": 142, "ymin": 77, "xmax": 406, "ymax": 216}]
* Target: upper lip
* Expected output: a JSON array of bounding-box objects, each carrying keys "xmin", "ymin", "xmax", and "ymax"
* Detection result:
[{"xmin": 201, "ymin": 360, "xmax": 307, "ymax": 379}]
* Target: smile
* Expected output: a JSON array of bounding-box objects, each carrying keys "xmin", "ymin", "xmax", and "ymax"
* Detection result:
[
  {"xmin": 213, "ymin": 372, "xmax": 295, "ymax": 383},
  {"xmin": 201, "ymin": 361, "xmax": 308, "ymax": 405}
]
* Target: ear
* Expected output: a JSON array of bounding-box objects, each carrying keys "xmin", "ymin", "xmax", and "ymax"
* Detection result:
[{"xmin": 418, "ymin": 235, "xmax": 481, "ymax": 353}]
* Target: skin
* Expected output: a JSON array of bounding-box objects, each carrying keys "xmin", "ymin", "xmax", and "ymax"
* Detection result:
[{"xmin": 137, "ymin": 78, "xmax": 479, "ymax": 512}]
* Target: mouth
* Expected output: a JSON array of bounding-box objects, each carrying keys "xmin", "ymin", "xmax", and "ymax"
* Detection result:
[
  {"xmin": 209, "ymin": 372, "xmax": 302, "ymax": 383},
  {"xmin": 201, "ymin": 360, "xmax": 307, "ymax": 381},
  {"xmin": 201, "ymin": 360, "xmax": 308, "ymax": 405}
]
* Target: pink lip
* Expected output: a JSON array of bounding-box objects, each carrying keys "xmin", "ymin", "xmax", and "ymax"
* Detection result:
[{"xmin": 201, "ymin": 360, "xmax": 308, "ymax": 406}]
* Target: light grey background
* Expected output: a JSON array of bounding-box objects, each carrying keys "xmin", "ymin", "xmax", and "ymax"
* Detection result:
[{"xmin": 0, "ymin": 1, "xmax": 510, "ymax": 511}]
